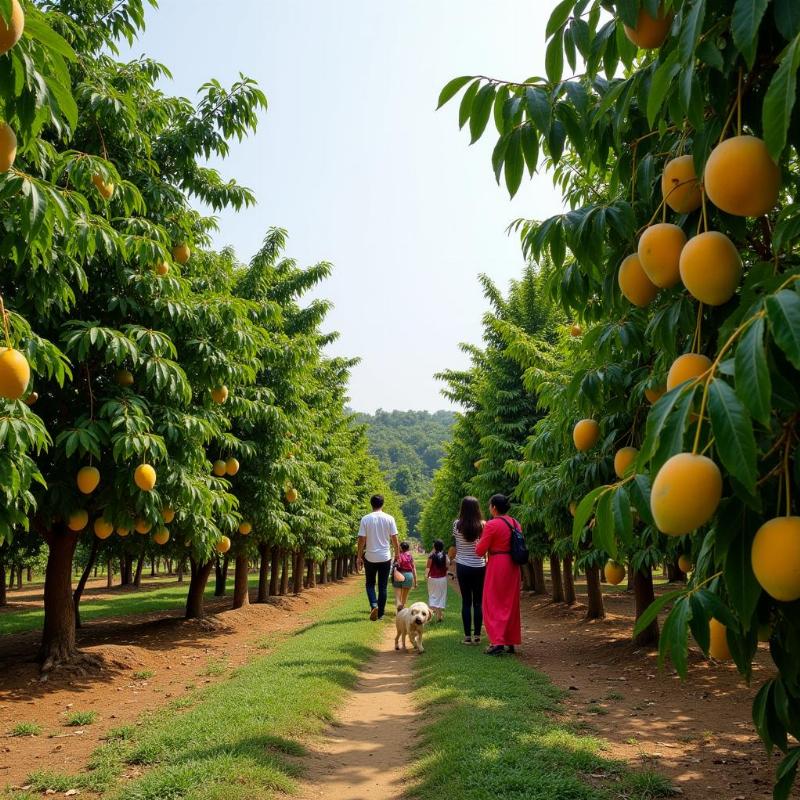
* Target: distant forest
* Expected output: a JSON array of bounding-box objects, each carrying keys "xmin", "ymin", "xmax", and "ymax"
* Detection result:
[{"xmin": 356, "ymin": 410, "xmax": 455, "ymax": 536}]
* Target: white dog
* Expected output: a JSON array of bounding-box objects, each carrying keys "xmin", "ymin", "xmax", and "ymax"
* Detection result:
[{"xmin": 395, "ymin": 601, "xmax": 433, "ymax": 653}]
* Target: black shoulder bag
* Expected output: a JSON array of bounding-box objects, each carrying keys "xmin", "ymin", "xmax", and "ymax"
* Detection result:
[{"xmin": 499, "ymin": 517, "xmax": 530, "ymax": 566}]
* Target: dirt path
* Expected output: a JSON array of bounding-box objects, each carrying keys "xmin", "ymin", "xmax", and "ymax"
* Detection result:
[
  {"xmin": 297, "ymin": 623, "xmax": 417, "ymax": 800},
  {"xmin": 0, "ymin": 580, "xmax": 360, "ymax": 787}
]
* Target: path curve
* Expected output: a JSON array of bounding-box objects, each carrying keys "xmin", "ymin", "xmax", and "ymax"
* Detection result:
[{"xmin": 297, "ymin": 623, "xmax": 418, "ymax": 800}]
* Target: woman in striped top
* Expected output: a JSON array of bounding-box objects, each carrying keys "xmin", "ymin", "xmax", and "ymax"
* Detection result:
[{"xmin": 452, "ymin": 496, "xmax": 486, "ymax": 645}]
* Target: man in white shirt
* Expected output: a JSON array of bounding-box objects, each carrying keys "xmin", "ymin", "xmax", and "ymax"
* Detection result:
[{"xmin": 356, "ymin": 494, "xmax": 400, "ymax": 621}]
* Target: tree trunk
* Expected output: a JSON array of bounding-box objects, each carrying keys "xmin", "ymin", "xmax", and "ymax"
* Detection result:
[
  {"xmin": 121, "ymin": 554, "xmax": 132, "ymax": 586},
  {"xmin": 257, "ymin": 543, "xmax": 270, "ymax": 603},
  {"xmin": 269, "ymin": 545, "xmax": 280, "ymax": 597},
  {"xmin": 633, "ymin": 566, "xmax": 659, "ymax": 646},
  {"xmin": 16, "ymin": 566, "xmax": 22, "ymax": 589},
  {"xmin": 550, "ymin": 554, "xmax": 564, "ymax": 602},
  {"xmin": 40, "ymin": 526, "xmax": 80, "ymax": 669},
  {"xmin": 133, "ymin": 542, "xmax": 146, "ymax": 588},
  {"xmin": 232, "ymin": 553, "xmax": 250, "ymax": 609},
  {"xmin": 185, "ymin": 558, "xmax": 214, "ymax": 619},
  {"xmin": 177, "ymin": 558, "xmax": 185, "ymax": 583},
  {"xmin": 585, "ymin": 564, "xmax": 605, "ymax": 619},
  {"xmin": 106, "ymin": 559, "xmax": 113, "ymax": 589},
  {"xmin": 73, "ymin": 537, "xmax": 99, "ymax": 629},
  {"xmin": 666, "ymin": 558, "xmax": 686, "ymax": 583},
  {"xmin": 562, "ymin": 554, "xmax": 576, "ymax": 605},
  {"xmin": 531, "ymin": 556, "xmax": 546, "ymax": 594},
  {"xmin": 150, "ymin": 557, "xmax": 156, "ymax": 578},
  {"xmin": 626, "ymin": 563, "xmax": 634, "ymax": 592},
  {"xmin": 319, "ymin": 558, "xmax": 328, "ymax": 584},
  {"xmin": 306, "ymin": 559, "xmax": 316, "ymax": 588},
  {"xmin": 279, "ymin": 550, "xmax": 289, "ymax": 595},
  {"xmin": 26, "ymin": 566, "xmax": 32, "ymax": 582},
  {"xmin": 0, "ymin": 559, "xmax": 6, "ymax": 607},
  {"xmin": 293, "ymin": 551, "xmax": 305, "ymax": 595},
  {"xmin": 214, "ymin": 556, "xmax": 229, "ymax": 596}
]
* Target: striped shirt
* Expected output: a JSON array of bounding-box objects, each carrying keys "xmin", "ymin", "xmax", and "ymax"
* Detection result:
[{"xmin": 452, "ymin": 520, "xmax": 486, "ymax": 568}]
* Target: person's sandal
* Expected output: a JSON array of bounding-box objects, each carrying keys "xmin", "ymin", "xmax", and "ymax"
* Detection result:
[
  {"xmin": 505, "ymin": 645, "xmax": 516, "ymax": 654},
  {"xmin": 461, "ymin": 636, "xmax": 472, "ymax": 645},
  {"xmin": 473, "ymin": 636, "xmax": 481, "ymax": 646},
  {"xmin": 484, "ymin": 645, "xmax": 505, "ymax": 656}
]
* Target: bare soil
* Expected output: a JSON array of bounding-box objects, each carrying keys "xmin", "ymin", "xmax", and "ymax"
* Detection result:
[
  {"xmin": 518, "ymin": 582, "xmax": 783, "ymax": 800},
  {"xmin": 0, "ymin": 579, "xmax": 359, "ymax": 788},
  {"xmin": 296, "ymin": 624, "xmax": 416, "ymax": 800}
]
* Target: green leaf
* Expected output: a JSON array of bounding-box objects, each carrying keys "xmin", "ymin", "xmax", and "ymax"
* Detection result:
[
  {"xmin": 520, "ymin": 124, "xmax": 539, "ymax": 176},
  {"xmin": 633, "ymin": 587, "xmax": 685, "ymax": 638},
  {"xmin": 766, "ymin": 289, "xmax": 800, "ymax": 370},
  {"xmin": 469, "ymin": 84, "xmax": 496, "ymax": 144},
  {"xmin": 593, "ymin": 489, "xmax": 616, "ymax": 558},
  {"xmin": 774, "ymin": 0, "xmax": 800, "ymax": 40},
  {"xmin": 724, "ymin": 524, "xmax": 761, "ymax": 626},
  {"xmin": 707, "ymin": 379, "xmax": 758, "ymax": 495},
  {"xmin": 630, "ymin": 474, "xmax": 655, "ymax": 525},
  {"xmin": 437, "ymin": 75, "xmax": 474, "ymax": 109},
  {"xmin": 546, "ymin": 0, "xmax": 575, "ymax": 37},
  {"xmin": 640, "ymin": 384, "xmax": 692, "ymax": 464},
  {"xmin": 525, "ymin": 87, "xmax": 552, "ymax": 135},
  {"xmin": 752, "ymin": 680, "xmax": 775, "ymax": 752},
  {"xmin": 731, "ymin": 0, "xmax": 769, "ymax": 68},
  {"xmin": 651, "ymin": 385, "xmax": 695, "ymax": 474},
  {"xmin": 458, "ymin": 80, "xmax": 481, "ymax": 129},
  {"xmin": 659, "ymin": 596, "xmax": 692, "ymax": 677},
  {"xmin": 679, "ymin": 0, "xmax": 706, "ymax": 64},
  {"xmin": 734, "ymin": 316, "xmax": 771, "ymax": 426},
  {"xmin": 775, "ymin": 749, "xmax": 800, "ymax": 800},
  {"xmin": 23, "ymin": 13, "xmax": 77, "ymax": 62},
  {"xmin": 611, "ymin": 486, "xmax": 633, "ymax": 548},
  {"xmin": 688, "ymin": 593, "xmax": 711, "ymax": 654},
  {"xmin": 504, "ymin": 128, "xmax": 524, "ymax": 198},
  {"xmin": 572, "ymin": 484, "xmax": 607, "ymax": 544},
  {"xmin": 647, "ymin": 52, "xmax": 680, "ymax": 126},
  {"xmin": 762, "ymin": 33, "xmax": 800, "ymax": 160},
  {"xmin": 546, "ymin": 30, "xmax": 565, "ymax": 84}
]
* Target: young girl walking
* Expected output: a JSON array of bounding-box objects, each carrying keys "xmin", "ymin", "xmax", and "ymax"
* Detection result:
[
  {"xmin": 426, "ymin": 539, "xmax": 449, "ymax": 621},
  {"xmin": 392, "ymin": 540, "xmax": 417, "ymax": 611}
]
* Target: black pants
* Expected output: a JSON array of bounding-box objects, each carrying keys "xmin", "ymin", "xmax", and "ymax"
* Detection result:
[
  {"xmin": 457, "ymin": 563, "xmax": 486, "ymax": 637},
  {"xmin": 364, "ymin": 558, "xmax": 391, "ymax": 617}
]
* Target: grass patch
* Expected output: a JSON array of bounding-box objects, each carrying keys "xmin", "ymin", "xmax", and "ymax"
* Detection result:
[
  {"xmin": 605, "ymin": 691, "xmax": 624, "ymax": 701},
  {"xmin": 8, "ymin": 583, "xmax": 381, "ymax": 800},
  {"xmin": 133, "ymin": 670, "xmax": 154, "ymax": 680},
  {"xmin": 199, "ymin": 657, "xmax": 228, "ymax": 677},
  {"xmin": 8, "ymin": 722, "xmax": 41, "ymax": 737},
  {"xmin": 64, "ymin": 710, "xmax": 97, "ymax": 727},
  {"xmin": 409, "ymin": 576, "xmax": 674, "ymax": 800}
]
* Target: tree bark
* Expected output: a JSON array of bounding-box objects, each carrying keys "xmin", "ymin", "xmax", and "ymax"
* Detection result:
[
  {"xmin": 185, "ymin": 558, "xmax": 214, "ymax": 619},
  {"xmin": 257, "ymin": 543, "xmax": 270, "ymax": 603},
  {"xmin": 562, "ymin": 554, "xmax": 576, "ymax": 605},
  {"xmin": 0, "ymin": 558, "xmax": 6, "ymax": 607},
  {"xmin": 585, "ymin": 564, "xmax": 605, "ymax": 619},
  {"xmin": 319, "ymin": 558, "xmax": 328, "ymax": 584},
  {"xmin": 16, "ymin": 566, "xmax": 22, "ymax": 589},
  {"xmin": 293, "ymin": 551, "xmax": 305, "ymax": 595},
  {"xmin": 214, "ymin": 555, "xmax": 229, "ymax": 596},
  {"xmin": 26, "ymin": 566, "xmax": 32, "ymax": 582},
  {"xmin": 177, "ymin": 558, "xmax": 185, "ymax": 583},
  {"xmin": 133, "ymin": 542, "xmax": 146, "ymax": 588},
  {"xmin": 666, "ymin": 558, "xmax": 686, "ymax": 583},
  {"xmin": 279, "ymin": 550, "xmax": 289, "ymax": 595},
  {"xmin": 306, "ymin": 559, "xmax": 316, "ymax": 588},
  {"xmin": 531, "ymin": 556, "xmax": 546, "ymax": 594},
  {"xmin": 232, "ymin": 553, "xmax": 250, "ymax": 609},
  {"xmin": 106, "ymin": 559, "xmax": 113, "ymax": 589},
  {"xmin": 633, "ymin": 566, "xmax": 659, "ymax": 646},
  {"xmin": 550, "ymin": 554, "xmax": 564, "ymax": 602},
  {"xmin": 121, "ymin": 554, "xmax": 132, "ymax": 586},
  {"xmin": 40, "ymin": 526, "xmax": 80, "ymax": 668},
  {"xmin": 269, "ymin": 545, "xmax": 280, "ymax": 597},
  {"xmin": 73, "ymin": 537, "xmax": 99, "ymax": 629}
]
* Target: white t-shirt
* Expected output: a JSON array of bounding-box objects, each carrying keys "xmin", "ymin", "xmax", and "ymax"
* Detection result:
[{"xmin": 358, "ymin": 510, "xmax": 398, "ymax": 563}]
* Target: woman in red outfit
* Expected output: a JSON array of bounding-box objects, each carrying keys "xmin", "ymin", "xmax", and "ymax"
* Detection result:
[{"xmin": 474, "ymin": 494, "xmax": 522, "ymax": 655}]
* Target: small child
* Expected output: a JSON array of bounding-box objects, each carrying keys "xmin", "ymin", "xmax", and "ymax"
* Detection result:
[
  {"xmin": 393, "ymin": 540, "xmax": 417, "ymax": 611},
  {"xmin": 426, "ymin": 539, "xmax": 449, "ymax": 622}
]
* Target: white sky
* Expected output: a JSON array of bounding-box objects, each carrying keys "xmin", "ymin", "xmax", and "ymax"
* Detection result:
[{"xmin": 120, "ymin": 1, "xmax": 564, "ymax": 412}]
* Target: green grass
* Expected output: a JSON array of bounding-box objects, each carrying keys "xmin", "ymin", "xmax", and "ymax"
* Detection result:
[
  {"xmin": 133, "ymin": 670, "xmax": 154, "ymax": 680},
  {"xmin": 408, "ymin": 576, "xmax": 674, "ymax": 800},
  {"xmin": 0, "ymin": 574, "xmax": 264, "ymax": 636},
  {"xmin": 64, "ymin": 711, "xmax": 97, "ymax": 727},
  {"xmin": 4, "ymin": 585, "xmax": 384, "ymax": 800},
  {"xmin": 8, "ymin": 722, "xmax": 41, "ymax": 737}
]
